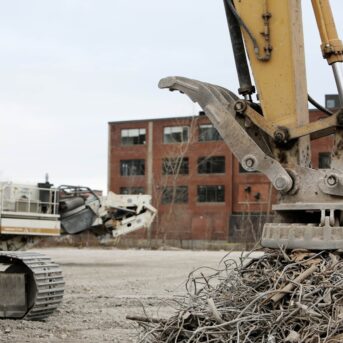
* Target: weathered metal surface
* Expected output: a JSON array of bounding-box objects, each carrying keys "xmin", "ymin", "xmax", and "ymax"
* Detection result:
[
  {"xmin": 0, "ymin": 273, "xmax": 26, "ymax": 318},
  {"xmin": 332, "ymin": 63, "xmax": 343, "ymax": 103},
  {"xmin": 262, "ymin": 223, "xmax": 343, "ymax": 250},
  {"xmin": 159, "ymin": 76, "xmax": 293, "ymax": 193},
  {"xmin": 233, "ymin": 0, "xmax": 309, "ymax": 128},
  {"xmin": 312, "ymin": 0, "xmax": 343, "ymax": 65},
  {"xmin": 0, "ymin": 251, "xmax": 64, "ymax": 320}
]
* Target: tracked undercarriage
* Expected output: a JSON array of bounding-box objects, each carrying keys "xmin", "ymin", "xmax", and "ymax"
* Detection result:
[
  {"xmin": 0, "ymin": 251, "xmax": 64, "ymax": 320},
  {"xmin": 0, "ymin": 236, "xmax": 64, "ymax": 320}
]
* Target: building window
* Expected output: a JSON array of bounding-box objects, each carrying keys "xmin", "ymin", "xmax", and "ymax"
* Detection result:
[
  {"xmin": 120, "ymin": 187, "xmax": 145, "ymax": 194},
  {"xmin": 163, "ymin": 126, "xmax": 189, "ymax": 144},
  {"xmin": 121, "ymin": 128, "xmax": 146, "ymax": 145},
  {"xmin": 197, "ymin": 185, "xmax": 225, "ymax": 203},
  {"xmin": 120, "ymin": 160, "xmax": 145, "ymax": 176},
  {"xmin": 199, "ymin": 124, "xmax": 222, "ymax": 141},
  {"xmin": 162, "ymin": 157, "xmax": 189, "ymax": 175},
  {"xmin": 198, "ymin": 156, "xmax": 225, "ymax": 174},
  {"xmin": 325, "ymin": 94, "xmax": 341, "ymax": 109},
  {"xmin": 161, "ymin": 186, "xmax": 188, "ymax": 204},
  {"xmin": 319, "ymin": 152, "xmax": 331, "ymax": 169},
  {"xmin": 239, "ymin": 163, "xmax": 260, "ymax": 174}
]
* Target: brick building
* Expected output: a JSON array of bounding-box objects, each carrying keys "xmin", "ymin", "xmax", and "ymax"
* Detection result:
[{"xmin": 108, "ymin": 102, "xmax": 337, "ymax": 247}]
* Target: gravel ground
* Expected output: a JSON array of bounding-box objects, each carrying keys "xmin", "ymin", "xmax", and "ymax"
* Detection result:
[{"xmin": 0, "ymin": 248, "xmax": 240, "ymax": 343}]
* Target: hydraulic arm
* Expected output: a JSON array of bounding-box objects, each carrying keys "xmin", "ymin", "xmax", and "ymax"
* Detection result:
[
  {"xmin": 312, "ymin": 0, "xmax": 343, "ymax": 103},
  {"xmin": 160, "ymin": 0, "xmax": 343, "ymax": 250}
]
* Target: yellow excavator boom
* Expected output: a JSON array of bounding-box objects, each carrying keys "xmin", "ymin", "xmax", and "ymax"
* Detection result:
[{"xmin": 160, "ymin": 0, "xmax": 343, "ymax": 250}]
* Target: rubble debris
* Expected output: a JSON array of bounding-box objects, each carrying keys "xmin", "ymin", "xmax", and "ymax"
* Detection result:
[{"xmin": 131, "ymin": 249, "xmax": 343, "ymax": 342}]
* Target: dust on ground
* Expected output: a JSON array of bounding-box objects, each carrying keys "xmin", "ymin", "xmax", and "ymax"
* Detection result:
[{"xmin": 0, "ymin": 248, "xmax": 244, "ymax": 343}]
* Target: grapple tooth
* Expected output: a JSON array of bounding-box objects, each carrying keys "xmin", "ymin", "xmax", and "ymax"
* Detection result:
[{"xmin": 262, "ymin": 223, "xmax": 343, "ymax": 250}]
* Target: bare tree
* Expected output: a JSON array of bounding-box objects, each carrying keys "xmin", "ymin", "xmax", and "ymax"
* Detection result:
[{"xmin": 152, "ymin": 116, "xmax": 226, "ymax": 244}]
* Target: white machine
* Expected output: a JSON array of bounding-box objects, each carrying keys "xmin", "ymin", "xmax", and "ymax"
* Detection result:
[{"xmin": 0, "ymin": 180, "xmax": 156, "ymax": 319}]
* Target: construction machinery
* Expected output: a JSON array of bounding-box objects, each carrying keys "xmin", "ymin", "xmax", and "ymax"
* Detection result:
[
  {"xmin": 159, "ymin": 0, "xmax": 343, "ymax": 251},
  {"xmin": 0, "ymin": 178, "xmax": 156, "ymax": 320}
]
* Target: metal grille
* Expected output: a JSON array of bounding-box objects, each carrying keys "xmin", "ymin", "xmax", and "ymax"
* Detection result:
[{"xmin": 0, "ymin": 183, "xmax": 59, "ymax": 216}]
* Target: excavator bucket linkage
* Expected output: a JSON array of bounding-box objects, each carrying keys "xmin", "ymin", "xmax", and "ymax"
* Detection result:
[{"xmin": 159, "ymin": 76, "xmax": 343, "ymax": 250}]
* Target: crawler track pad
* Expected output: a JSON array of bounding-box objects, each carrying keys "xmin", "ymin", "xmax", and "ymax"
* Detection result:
[{"xmin": 0, "ymin": 252, "xmax": 64, "ymax": 320}]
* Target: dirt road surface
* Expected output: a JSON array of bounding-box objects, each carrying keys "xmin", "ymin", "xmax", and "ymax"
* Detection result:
[{"xmin": 0, "ymin": 248, "xmax": 249, "ymax": 343}]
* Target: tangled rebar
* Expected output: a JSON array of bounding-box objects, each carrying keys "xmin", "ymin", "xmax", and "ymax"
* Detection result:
[{"xmin": 129, "ymin": 249, "xmax": 343, "ymax": 342}]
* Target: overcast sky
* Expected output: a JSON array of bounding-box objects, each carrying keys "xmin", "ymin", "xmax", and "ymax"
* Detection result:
[{"xmin": 0, "ymin": 1, "xmax": 342, "ymax": 192}]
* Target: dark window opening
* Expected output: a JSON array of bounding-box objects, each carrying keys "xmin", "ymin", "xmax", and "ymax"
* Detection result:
[
  {"xmin": 199, "ymin": 124, "xmax": 222, "ymax": 141},
  {"xmin": 120, "ymin": 187, "xmax": 145, "ymax": 195},
  {"xmin": 121, "ymin": 128, "xmax": 146, "ymax": 145},
  {"xmin": 161, "ymin": 186, "xmax": 188, "ymax": 204},
  {"xmin": 162, "ymin": 157, "xmax": 189, "ymax": 175},
  {"xmin": 120, "ymin": 160, "xmax": 145, "ymax": 176},
  {"xmin": 325, "ymin": 94, "xmax": 341, "ymax": 109},
  {"xmin": 198, "ymin": 156, "xmax": 225, "ymax": 174},
  {"xmin": 319, "ymin": 152, "xmax": 331, "ymax": 169},
  {"xmin": 197, "ymin": 185, "xmax": 225, "ymax": 203}
]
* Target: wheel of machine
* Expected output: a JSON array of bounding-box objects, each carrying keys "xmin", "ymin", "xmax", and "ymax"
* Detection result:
[{"xmin": 0, "ymin": 251, "xmax": 64, "ymax": 320}]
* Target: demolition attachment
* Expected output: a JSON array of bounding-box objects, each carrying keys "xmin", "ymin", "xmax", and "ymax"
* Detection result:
[{"xmin": 160, "ymin": 0, "xmax": 343, "ymax": 250}]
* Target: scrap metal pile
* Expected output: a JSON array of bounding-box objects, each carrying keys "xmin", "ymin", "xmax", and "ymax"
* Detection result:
[{"xmin": 132, "ymin": 249, "xmax": 343, "ymax": 342}]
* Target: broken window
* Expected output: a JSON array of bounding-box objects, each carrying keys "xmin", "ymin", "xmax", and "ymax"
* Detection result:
[
  {"xmin": 120, "ymin": 160, "xmax": 145, "ymax": 176},
  {"xmin": 198, "ymin": 156, "xmax": 225, "ymax": 174},
  {"xmin": 161, "ymin": 186, "xmax": 188, "ymax": 204},
  {"xmin": 319, "ymin": 152, "xmax": 331, "ymax": 169},
  {"xmin": 121, "ymin": 128, "xmax": 146, "ymax": 145},
  {"xmin": 199, "ymin": 124, "xmax": 222, "ymax": 141},
  {"xmin": 163, "ymin": 126, "xmax": 189, "ymax": 144},
  {"xmin": 197, "ymin": 185, "xmax": 225, "ymax": 202},
  {"xmin": 162, "ymin": 157, "xmax": 189, "ymax": 175}
]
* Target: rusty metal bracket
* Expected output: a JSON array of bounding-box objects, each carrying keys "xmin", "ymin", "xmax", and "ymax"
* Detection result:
[
  {"xmin": 288, "ymin": 110, "xmax": 342, "ymax": 141},
  {"xmin": 235, "ymin": 100, "xmax": 342, "ymax": 142},
  {"xmin": 318, "ymin": 172, "xmax": 343, "ymax": 196}
]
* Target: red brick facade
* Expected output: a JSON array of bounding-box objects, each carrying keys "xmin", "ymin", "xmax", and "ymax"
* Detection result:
[{"xmin": 108, "ymin": 110, "xmax": 333, "ymax": 243}]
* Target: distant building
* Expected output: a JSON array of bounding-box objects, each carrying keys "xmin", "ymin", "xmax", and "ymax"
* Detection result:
[
  {"xmin": 325, "ymin": 94, "xmax": 341, "ymax": 109},
  {"xmin": 108, "ymin": 109, "xmax": 333, "ymax": 248}
]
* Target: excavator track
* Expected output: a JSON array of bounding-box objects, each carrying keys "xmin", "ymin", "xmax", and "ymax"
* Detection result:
[{"xmin": 0, "ymin": 251, "xmax": 64, "ymax": 320}]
